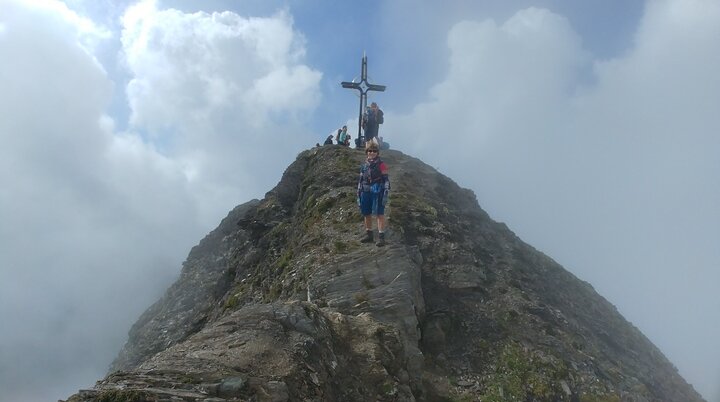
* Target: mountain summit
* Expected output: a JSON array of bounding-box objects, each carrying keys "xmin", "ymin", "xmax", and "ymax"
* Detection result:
[{"xmin": 65, "ymin": 146, "xmax": 703, "ymax": 402}]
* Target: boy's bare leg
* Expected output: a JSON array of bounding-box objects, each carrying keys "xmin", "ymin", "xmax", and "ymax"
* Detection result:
[{"xmin": 364, "ymin": 215, "xmax": 373, "ymax": 231}]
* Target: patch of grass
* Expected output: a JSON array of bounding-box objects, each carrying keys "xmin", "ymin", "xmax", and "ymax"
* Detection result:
[
  {"xmin": 97, "ymin": 389, "xmax": 155, "ymax": 402},
  {"xmin": 339, "ymin": 154, "xmax": 359, "ymax": 172},
  {"xmin": 266, "ymin": 222, "xmax": 290, "ymax": 241},
  {"xmin": 579, "ymin": 394, "xmax": 621, "ymax": 402},
  {"xmin": 479, "ymin": 342, "xmax": 568, "ymax": 402},
  {"xmin": 276, "ymin": 250, "xmax": 293, "ymax": 271},
  {"xmin": 225, "ymin": 293, "xmax": 240, "ymax": 309},
  {"xmin": 300, "ymin": 175, "xmax": 316, "ymax": 199},
  {"xmin": 301, "ymin": 206, "xmax": 323, "ymax": 230},
  {"xmin": 224, "ymin": 281, "xmax": 251, "ymax": 310},
  {"xmin": 348, "ymin": 209, "xmax": 363, "ymax": 222},
  {"xmin": 381, "ymin": 381, "xmax": 397, "ymax": 396},
  {"xmin": 316, "ymin": 197, "xmax": 335, "ymax": 214},
  {"xmin": 387, "ymin": 192, "xmax": 441, "ymax": 238},
  {"xmin": 179, "ymin": 374, "xmax": 203, "ymax": 384},
  {"xmin": 304, "ymin": 194, "xmax": 316, "ymax": 210},
  {"xmin": 449, "ymin": 394, "xmax": 475, "ymax": 402},
  {"xmin": 334, "ymin": 240, "xmax": 348, "ymax": 253},
  {"xmin": 353, "ymin": 291, "xmax": 369, "ymax": 305},
  {"xmin": 361, "ymin": 272, "xmax": 375, "ymax": 289},
  {"xmin": 265, "ymin": 282, "xmax": 283, "ymax": 302}
]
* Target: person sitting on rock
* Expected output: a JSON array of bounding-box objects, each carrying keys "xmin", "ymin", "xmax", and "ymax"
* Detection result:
[
  {"xmin": 378, "ymin": 136, "xmax": 390, "ymax": 150},
  {"xmin": 357, "ymin": 141, "xmax": 390, "ymax": 246},
  {"xmin": 323, "ymin": 134, "xmax": 334, "ymax": 145},
  {"xmin": 338, "ymin": 125, "xmax": 348, "ymax": 146}
]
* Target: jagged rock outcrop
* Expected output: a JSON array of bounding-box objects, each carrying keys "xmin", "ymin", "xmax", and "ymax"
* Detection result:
[{"xmin": 65, "ymin": 146, "xmax": 704, "ymax": 402}]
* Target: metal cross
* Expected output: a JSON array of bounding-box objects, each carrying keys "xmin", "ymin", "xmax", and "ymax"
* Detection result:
[{"xmin": 341, "ymin": 53, "xmax": 386, "ymax": 143}]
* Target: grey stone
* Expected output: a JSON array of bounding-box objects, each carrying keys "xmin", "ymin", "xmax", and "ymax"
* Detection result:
[
  {"xmin": 261, "ymin": 381, "xmax": 289, "ymax": 402},
  {"xmin": 218, "ymin": 376, "xmax": 246, "ymax": 398}
]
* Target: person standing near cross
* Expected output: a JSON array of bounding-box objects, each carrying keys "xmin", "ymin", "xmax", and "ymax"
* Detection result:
[
  {"xmin": 362, "ymin": 102, "xmax": 384, "ymax": 144},
  {"xmin": 341, "ymin": 54, "xmax": 386, "ymax": 148}
]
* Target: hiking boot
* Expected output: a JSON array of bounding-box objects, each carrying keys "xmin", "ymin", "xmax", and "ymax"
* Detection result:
[
  {"xmin": 376, "ymin": 232, "xmax": 386, "ymax": 247},
  {"xmin": 360, "ymin": 230, "xmax": 374, "ymax": 243}
]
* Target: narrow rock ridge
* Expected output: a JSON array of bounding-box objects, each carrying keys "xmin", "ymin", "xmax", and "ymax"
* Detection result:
[{"xmin": 64, "ymin": 146, "xmax": 704, "ymax": 402}]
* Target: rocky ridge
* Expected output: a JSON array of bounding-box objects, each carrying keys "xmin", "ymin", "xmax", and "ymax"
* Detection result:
[{"xmin": 64, "ymin": 146, "xmax": 704, "ymax": 402}]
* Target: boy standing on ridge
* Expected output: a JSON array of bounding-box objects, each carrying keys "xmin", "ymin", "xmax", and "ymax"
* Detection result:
[{"xmin": 357, "ymin": 141, "xmax": 390, "ymax": 246}]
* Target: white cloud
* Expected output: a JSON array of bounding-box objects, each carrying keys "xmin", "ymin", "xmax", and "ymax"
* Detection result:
[
  {"xmin": 121, "ymin": 1, "xmax": 320, "ymax": 131},
  {"xmin": 575, "ymin": 4, "xmax": 720, "ymax": 397},
  {"xmin": 0, "ymin": 0, "xmax": 205, "ymax": 395},
  {"xmin": 118, "ymin": 1, "xmax": 322, "ymax": 223},
  {"xmin": 0, "ymin": 0, "xmax": 323, "ymax": 399},
  {"xmin": 390, "ymin": 8, "xmax": 589, "ymax": 157},
  {"xmin": 386, "ymin": 1, "xmax": 720, "ymax": 399},
  {"xmin": 249, "ymin": 65, "xmax": 321, "ymax": 113},
  {"xmin": 0, "ymin": 1, "xmax": 189, "ymax": 398},
  {"xmin": 12, "ymin": 0, "xmax": 112, "ymax": 57}
]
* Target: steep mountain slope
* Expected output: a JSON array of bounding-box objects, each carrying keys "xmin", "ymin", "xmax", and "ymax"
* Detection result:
[{"xmin": 65, "ymin": 146, "xmax": 704, "ymax": 402}]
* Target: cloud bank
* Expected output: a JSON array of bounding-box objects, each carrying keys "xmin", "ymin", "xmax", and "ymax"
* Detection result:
[
  {"xmin": 386, "ymin": 2, "xmax": 720, "ymax": 399},
  {"xmin": 120, "ymin": 0, "xmax": 322, "ymax": 223},
  {"xmin": 0, "ymin": 0, "xmax": 320, "ymax": 400}
]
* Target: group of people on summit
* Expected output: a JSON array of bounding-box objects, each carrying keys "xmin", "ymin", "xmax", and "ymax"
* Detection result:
[
  {"xmin": 325, "ymin": 126, "xmax": 351, "ymax": 146},
  {"xmin": 323, "ymin": 102, "xmax": 386, "ymax": 150}
]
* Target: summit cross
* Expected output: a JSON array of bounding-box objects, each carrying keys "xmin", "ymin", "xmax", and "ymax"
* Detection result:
[{"xmin": 341, "ymin": 53, "xmax": 386, "ymax": 143}]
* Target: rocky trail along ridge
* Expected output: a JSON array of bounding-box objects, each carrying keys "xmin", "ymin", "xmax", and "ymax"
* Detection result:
[{"xmin": 64, "ymin": 146, "xmax": 704, "ymax": 402}]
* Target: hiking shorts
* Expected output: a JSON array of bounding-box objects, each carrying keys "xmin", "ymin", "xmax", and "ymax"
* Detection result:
[{"xmin": 360, "ymin": 190, "xmax": 385, "ymax": 216}]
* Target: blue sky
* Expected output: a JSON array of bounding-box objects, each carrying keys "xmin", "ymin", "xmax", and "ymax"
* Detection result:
[{"xmin": 1, "ymin": 1, "xmax": 718, "ymax": 401}]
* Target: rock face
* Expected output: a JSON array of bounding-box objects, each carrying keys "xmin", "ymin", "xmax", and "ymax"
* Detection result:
[{"xmin": 64, "ymin": 146, "xmax": 704, "ymax": 402}]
